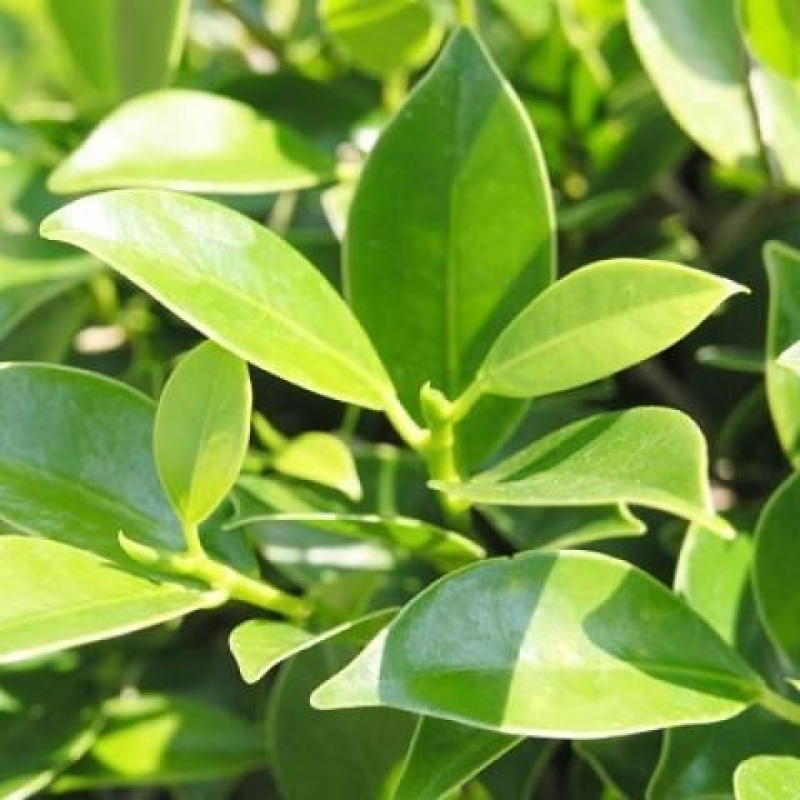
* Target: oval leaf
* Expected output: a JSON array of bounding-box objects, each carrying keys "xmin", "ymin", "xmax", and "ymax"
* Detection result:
[
  {"xmin": 49, "ymin": 90, "xmax": 336, "ymax": 195},
  {"xmin": 439, "ymin": 407, "xmax": 732, "ymax": 538},
  {"xmin": 479, "ymin": 259, "xmax": 744, "ymax": 399},
  {"xmin": 155, "ymin": 341, "xmax": 251, "ymax": 525},
  {"xmin": 0, "ymin": 537, "xmax": 221, "ymax": 665},
  {"xmin": 735, "ymin": 756, "xmax": 800, "ymax": 800},
  {"xmin": 41, "ymin": 189, "xmax": 394, "ymax": 409},
  {"xmin": 312, "ymin": 551, "xmax": 760, "ymax": 737}
]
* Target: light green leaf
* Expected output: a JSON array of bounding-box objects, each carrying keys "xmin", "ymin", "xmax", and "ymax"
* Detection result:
[
  {"xmin": 346, "ymin": 28, "xmax": 555, "ymax": 456},
  {"xmin": 735, "ymin": 756, "xmax": 800, "ymax": 800},
  {"xmin": 320, "ymin": 0, "xmax": 442, "ymax": 78},
  {"xmin": 754, "ymin": 472, "xmax": 800, "ymax": 666},
  {"xmin": 478, "ymin": 259, "xmax": 745, "ymax": 399},
  {"xmin": 439, "ymin": 407, "xmax": 732, "ymax": 538},
  {"xmin": 765, "ymin": 242, "xmax": 800, "ymax": 466},
  {"xmin": 273, "ymin": 432, "xmax": 363, "ymax": 502},
  {"xmin": 48, "ymin": 90, "xmax": 336, "ymax": 195},
  {"xmin": 0, "ymin": 537, "xmax": 221, "ymax": 665},
  {"xmin": 53, "ymin": 693, "xmax": 264, "ymax": 789},
  {"xmin": 739, "ymin": 0, "xmax": 800, "ymax": 80},
  {"xmin": 229, "ymin": 609, "xmax": 394, "ymax": 684},
  {"xmin": 0, "ymin": 364, "xmax": 181, "ymax": 560},
  {"xmin": 46, "ymin": 0, "xmax": 189, "ymax": 107},
  {"xmin": 779, "ymin": 340, "xmax": 800, "ymax": 373},
  {"xmin": 155, "ymin": 341, "xmax": 251, "ymax": 526},
  {"xmin": 392, "ymin": 718, "xmax": 522, "ymax": 800},
  {"xmin": 313, "ymin": 551, "xmax": 761, "ymax": 737},
  {"xmin": 41, "ymin": 189, "xmax": 394, "ymax": 409}
]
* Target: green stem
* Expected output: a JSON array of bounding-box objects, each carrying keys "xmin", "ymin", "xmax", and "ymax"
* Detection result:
[
  {"xmin": 383, "ymin": 71, "xmax": 409, "ymax": 114},
  {"xmin": 455, "ymin": 0, "xmax": 478, "ymax": 28},
  {"xmin": 385, "ymin": 396, "xmax": 430, "ymax": 450},
  {"xmin": 759, "ymin": 688, "xmax": 800, "ymax": 726},
  {"xmin": 450, "ymin": 377, "xmax": 486, "ymax": 423}
]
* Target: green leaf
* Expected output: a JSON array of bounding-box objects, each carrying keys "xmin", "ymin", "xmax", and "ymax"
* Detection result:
[
  {"xmin": 346, "ymin": 28, "xmax": 554, "ymax": 451},
  {"xmin": 575, "ymin": 733, "xmax": 662, "ymax": 800},
  {"xmin": 735, "ymin": 756, "xmax": 800, "ymax": 800},
  {"xmin": 48, "ymin": 90, "xmax": 336, "ymax": 195},
  {"xmin": 320, "ymin": 0, "xmax": 442, "ymax": 78},
  {"xmin": 392, "ymin": 717, "xmax": 523, "ymax": 800},
  {"xmin": 46, "ymin": 0, "xmax": 188, "ymax": 107},
  {"xmin": 155, "ymin": 341, "xmax": 251, "ymax": 526},
  {"xmin": 312, "ymin": 551, "xmax": 761, "ymax": 737},
  {"xmin": 54, "ymin": 693, "xmax": 265, "ymax": 789},
  {"xmin": 229, "ymin": 609, "xmax": 395, "ymax": 684},
  {"xmin": 439, "ymin": 407, "xmax": 732, "ymax": 538},
  {"xmin": 0, "ymin": 537, "xmax": 221, "ymax": 665},
  {"xmin": 273, "ymin": 432, "xmax": 363, "ymax": 502},
  {"xmin": 766, "ymin": 242, "xmax": 800, "ymax": 466},
  {"xmin": 739, "ymin": 0, "xmax": 800, "ymax": 80},
  {"xmin": 41, "ymin": 189, "xmax": 394, "ymax": 409},
  {"xmin": 754, "ymin": 472, "xmax": 800, "ymax": 666},
  {"xmin": 0, "ymin": 364, "xmax": 181, "ymax": 559},
  {"xmin": 478, "ymin": 259, "xmax": 745, "ymax": 399},
  {"xmin": 779, "ymin": 340, "xmax": 800, "ymax": 373}
]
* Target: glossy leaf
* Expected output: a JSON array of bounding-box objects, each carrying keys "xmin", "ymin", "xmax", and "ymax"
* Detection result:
[
  {"xmin": 54, "ymin": 694, "xmax": 264, "ymax": 789},
  {"xmin": 0, "ymin": 537, "xmax": 221, "ymax": 665},
  {"xmin": 440, "ymin": 408, "xmax": 732, "ymax": 538},
  {"xmin": 155, "ymin": 341, "xmax": 251, "ymax": 525},
  {"xmin": 46, "ymin": 0, "xmax": 188, "ymax": 107},
  {"xmin": 735, "ymin": 756, "xmax": 800, "ymax": 800},
  {"xmin": 346, "ymin": 28, "xmax": 555, "ymax": 439},
  {"xmin": 320, "ymin": 0, "xmax": 442, "ymax": 78},
  {"xmin": 739, "ymin": 0, "xmax": 800, "ymax": 79},
  {"xmin": 392, "ymin": 717, "xmax": 522, "ymax": 800},
  {"xmin": 313, "ymin": 551, "xmax": 761, "ymax": 737},
  {"xmin": 0, "ymin": 364, "xmax": 181, "ymax": 559},
  {"xmin": 49, "ymin": 90, "xmax": 336, "ymax": 195},
  {"xmin": 229, "ymin": 609, "xmax": 394, "ymax": 684},
  {"xmin": 478, "ymin": 260, "xmax": 744, "ymax": 399},
  {"xmin": 273, "ymin": 432, "xmax": 363, "ymax": 502},
  {"xmin": 754, "ymin": 472, "xmax": 800, "ymax": 665},
  {"xmin": 41, "ymin": 189, "xmax": 394, "ymax": 409}
]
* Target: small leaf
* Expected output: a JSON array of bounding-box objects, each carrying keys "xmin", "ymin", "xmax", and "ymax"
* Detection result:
[
  {"xmin": 313, "ymin": 551, "xmax": 761, "ymax": 737},
  {"xmin": 41, "ymin": 189, "xmax": 394, "ymax": 409},
  {"xmin": 320, "ymin": 0, "xmax": 442, "ymax": 78},
  {"xmin": 0, "ymin": 537, "xmax": 221, "ymax": 665},
  {"xmin": 54, "ymin": 694, "xmax": 264, "ymax": 789},
  {"xmin": 229, "ymin": 609, "xmax": 394, "ymax": 684},
  {"xmin": 739, "ymin": 0, "xmax": 800, "ymax": 80},
  {"xmin": 155, "ymin": 341, "xmax": 251, "ymax": 525},
  {"xmin": 479, "ymin": 259, "xmax": 745, "ymax": 399},
  {"xmin": 439, "ymin": 407, "xmax": 732, "ymax": 538},
  {"xmin": 735, "ymin": 756, "xmax": 800, "ymax": 800},
  {"xmin": 49, "ymin": 90, "xmax": 336, "ymax": 195},
  {"xmin": 273, "ymin": 432, "xmax": 363, "ymax": 502},
  {"xmin": 392, "ymin": 717, "xmax": 523, "ymax": 800}
]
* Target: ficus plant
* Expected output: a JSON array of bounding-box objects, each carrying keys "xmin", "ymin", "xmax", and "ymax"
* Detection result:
[{"xmin": 4, "ymin": 0, "xmax": 800, "ymax": 798}]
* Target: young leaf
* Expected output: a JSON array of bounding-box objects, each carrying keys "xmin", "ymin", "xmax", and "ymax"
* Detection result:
[
  {"xmin": 739, "ymin": 0, "xmax": 800, "ymax": 80},
  {"xmin": 320, "ymin": 0, "xmax": 442, "ymax": 78},
  {"xmin": 155, "ymin": 341, "xmax": 251, "ymax": 526},
  {"xmin": 345, "ymin": 28, "xmax": 555, "ymax": 448},
  {"xmin": 0, "ymin": 537, "xmax": 222, "ymax": 665},
  {"xmin": 53, "ymin": 694, "xmax": 265, "ymax": 789},
  {"xmin": 754, "ymin": 472, "xmax": 800, "ymax": 666},
  {"xmin": 439, "ymin": 407, "xmax": 732, "ymax": 538},
  {"xmin": 41, "ymin": 189, "xmax": 394, "ymax": 409},
  {"xmin": 229, "ymin": 609, "xmax": 394, "ymax": 684},
  {"xmin": 312, "ymin": 551, "xmax": 761, "ymax": 737},
  {"xmin": 766, "ymin": 242, "xmax": 800, "ymax": 466},
  {"xmin": 734, "ymin": 756, "xmax": 800, "ymax": 800},
  {"xmin": 46, "ymin": 0, "xmax": 188, "ymax": 107},
  {"xmin": 392, "ymin": 717, "xmax": 523, "ymax": 800},
  {"xmin": 48, "ymin": 90, "xmax": 336, "ymax": 195},
  {"xmin": 0, "ymin": 364, "xmax": 182, "ymax": 560},
  {"xmin": 477, "ymin": 259, "xmax": 745, "ymax": 399}
]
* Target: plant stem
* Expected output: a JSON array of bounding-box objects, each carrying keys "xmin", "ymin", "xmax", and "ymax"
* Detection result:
[
  {"xmin": 383, "ymin": 72, "xmax": 409, "ymax": 115},
  {"xmin": 455, "ymin": 0, "xmax": 478, "ymax": 28},
  {"xmin": 384, "ymin": 396, "xmax": 430, "ymax": 450},
  {"xmin": 210, "ymin": 0, "xmax": 287, "ymax": 64},
  {"xmin": 759, "ymin": 687, "xmax": 800, "ymax": 726}
]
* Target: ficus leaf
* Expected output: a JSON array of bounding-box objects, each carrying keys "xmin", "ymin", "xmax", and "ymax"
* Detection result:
[
  {"xmin": 734, "ymin": 755, "xmax": 800, "ymax": 800},
  {"xmin": 312, "ymin": 551, "xmax": 761, "ymax": 737},
  {"xmin": 154, "ymin": 341, "xmax": 251, "ymax": 526},
  {"xmin": 439, "ymin": 407, "xmax": 732, "ymax": 538},
  {"xmin": 477, "ymin": 259, "xmax": 745, "ymax": 399},
  {"xmin": 48, "ymin": 90, "xmax": 336, "ymax": 195},
  {"xmin": 40, "ymin": 189, "xmax": 395, "ymax": 409}
]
